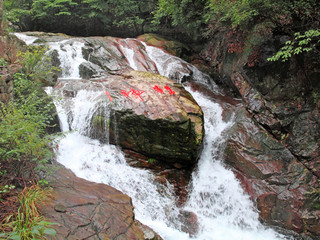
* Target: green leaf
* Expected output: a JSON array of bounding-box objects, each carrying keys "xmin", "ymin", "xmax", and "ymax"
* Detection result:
[
  {"xmin": 55, "ymin": 11, "xmax": 71, "ymax": 16},
  {"xmin": 43, "ymin": 228, "xmax": 57, "ymax": 236},
  {"xmin": 8, "ymin": 233, "xmax": 21, "ymax": 240},
  {"xmin": 31, "ymin": 226, "xmax": 41, "ymax": 235}
]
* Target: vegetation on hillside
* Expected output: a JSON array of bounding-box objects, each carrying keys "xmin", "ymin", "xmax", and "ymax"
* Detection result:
[
  {"xmin": 2, "ymin": 0, "xmax": 319, "ymax": 59},
  {"xmin": 0, "ymin": 39, "xmax": 58, "ymax": 238},
  {"xmin": 2, "ymin": 0, "xmax": 157, "ymax": 36}
]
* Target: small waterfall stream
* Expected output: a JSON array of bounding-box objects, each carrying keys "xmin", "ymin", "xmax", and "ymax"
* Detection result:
[
  {"xmin": 16, "ymin": 33, "xmax": 291, "ymax": 239},
  {"xmin": 48, "ymin": 39, "xmax": 87, "ymax": 79}
]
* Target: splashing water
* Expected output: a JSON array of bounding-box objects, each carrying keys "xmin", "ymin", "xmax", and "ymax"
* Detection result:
[
  {"xmin": 13, "ymin": 33, "xmax": 38, "ymax": 45},
  {"xmin": 182, "ymin": 87, "xmax": 287, "ymax": 240},
  {"xmin": 48, "ymin": 39, "xmax": 87, "ymax": 79}
]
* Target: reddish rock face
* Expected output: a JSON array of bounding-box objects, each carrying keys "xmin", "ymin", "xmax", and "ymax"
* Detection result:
[
  {"xmin": 198, "ymin": 30, "xmax": 320, "ymax": 239},
  {"xmin": 42, "ymin": 164, "xmax": 162, "ymax": 240},
  {"xmin": 178, "ymin": 210, "xmax": 199, "ymax": 237},
  {"xmin": 224, "ymin": 106, "xmax": 320, "ymax": 237}
]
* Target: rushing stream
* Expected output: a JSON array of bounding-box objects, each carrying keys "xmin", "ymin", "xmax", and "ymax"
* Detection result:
[{"xmin": 16, "ymin": 33, "xmax": 291, "ymax": 239}]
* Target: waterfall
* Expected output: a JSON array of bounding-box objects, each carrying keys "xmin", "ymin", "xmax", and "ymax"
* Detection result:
[
  {"xmin": 14, "ymin": 33, "xmax": 88, "ymax": 79},
  {"xmin": 14, "ymin": 33, "xmax": 38, "ymax": 45},
  {"xmin": 16, "ymin": 32, "xmax": 292, "ymax": 239},
  {"xmin": 51, "ymin": 83, "xmax": 288, "ymax": 240},
  {"xmin": 48, "ymin": 39, "xmax": 87, "ymax": 79},
  {"xmin": 182, "ymin": 88, "xmax": 284, "ymax": 240}
]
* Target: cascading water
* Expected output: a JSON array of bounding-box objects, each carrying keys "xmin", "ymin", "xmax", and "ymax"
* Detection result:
[
  {"xmin": 16, "ymin": 33, "xmax": 291, "ymax": 239},
  {"xmin": 181, "ymin": 88, "xmax": 286, "ymax": 240},
  {"xmin": 51, "ymin": 83, "xmax": 288, "ymax": 240},
  {"xmin": 14, "ymin": 33, "xmax": 38, "ymax": 45},
  {"xmin": 48, "ymin": 39, "xmax": 87, "ymax": 79}
]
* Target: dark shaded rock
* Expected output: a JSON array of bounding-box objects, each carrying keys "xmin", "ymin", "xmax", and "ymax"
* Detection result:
[
  {"xmin": 42, "ymin": 163, "xmax": 162, "ymax": 240},
  {"xmin": 286, "ymin": 109, "xmax": 320, "ymax": 178},
  {"xmin": 122, "ymin": 149, "xmax": 192, "ymax": 205},
  {"xmin": 79, "ymin": 62, "xmax": 103, "ymax": 79}
]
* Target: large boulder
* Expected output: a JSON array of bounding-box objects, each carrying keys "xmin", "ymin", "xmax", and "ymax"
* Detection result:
[
  {"xmin": 108, "ymin": 71, "xmax": 203, "ymax": 166},
  {"xmin": 56, "ymin": 71, "xmax": 204, "ymax": 167}
]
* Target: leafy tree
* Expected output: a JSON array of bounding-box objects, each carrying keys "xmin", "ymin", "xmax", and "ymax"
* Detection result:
[
  {"xmin": 153, "ymin": 0, "xmax": 208, "ymax": 35},
  {"xmin": 31, "ymin": 0, "xmax": 78, "ymax": 20},
  {"xmin": 268, "ymin": 29, "xmax": 320, "ymax": 62},
  {"xmin": 78, "ymin": 0, "xmax": 157, "ymax": 35},
  {"xmin": 108, "ymin": 0, "xmax": 156, "ymax": 34},
  {"xmin": 4, "ymin": 0, "xmax": 157, "ymax": 35},
  {"xmin": 0, "ymin": 72, "xmax": 56, "ymax": 181},
  {"xmin": 4, "ymin": 0, "xmax": 33, "ymax": 30},
  {"xmin": 0, "ymin": 46, "xmax": 58, "ymax": 186}
]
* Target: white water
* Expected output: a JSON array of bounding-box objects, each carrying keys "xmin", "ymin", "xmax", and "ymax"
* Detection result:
[
  {"xmin": 13, "ymin": 33, "xmax": 38, "ymax": 45},
  {"xmin": 39, "ymin": 34, "xmax": 289, "ymax": 239},
  {"xmin": 119, "ymin": 41, "xmax": 139, "ymax": 71},
  {"xmin": 14, "ymin": 33, "xmax": 87, "ymax": 79},
  {"xmin": 48, "ymin": 39, "xmax": 87, "ymax": 79}
]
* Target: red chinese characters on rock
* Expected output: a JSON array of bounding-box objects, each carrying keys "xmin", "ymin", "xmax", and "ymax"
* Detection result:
[
  {"xmin": 120, "ymin": 90, "xmax": 130, "ymax": 97},
  {"xmin": 153, "ymin": 85, "xmax": 164, "ymax": 93},
  {"xmin": 164, "ymin": 85, "xmax": 175, "ymax": 95},
  {"xmin": 105, "ymin": 91, "xmax": 113, "ymax": 102},
  {"xmin": 152, "ymin": 85, "xmax": 175, "ymax": 95},
  {"xmin": 121, "ymin": 88, "xmax": 145, "ymax": 101},
  {"xmin": 108, "ymin": 85, "xmax": 175, "ymax": 103}
]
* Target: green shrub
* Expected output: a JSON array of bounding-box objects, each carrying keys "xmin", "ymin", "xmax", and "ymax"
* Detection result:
[
  {"xmin": 268, "ymin": 29, "xmax": 320, "ymax": 62},
  {"xmin": 0, "ymin": 185, "xmax": 56, "ymax": 240},
  {"xmin": 0, "ymin": 40, "xmax": 58, "ymax": 240},
  {"xmin": 17, "ymin": 45, "xmax": 60, "ymax": 85},
  {"xmin": 0, "ymin": 44, "xmax": 59, "ymax": 185},
  {"xmin": 0, "ymin": 72, "xmax": 56, "ymax": 181}
]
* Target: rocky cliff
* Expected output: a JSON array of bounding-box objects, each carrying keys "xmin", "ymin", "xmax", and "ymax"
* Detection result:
[{"xmin": 196, "ymin": 28, "xmax": 320, "ymax": 238}]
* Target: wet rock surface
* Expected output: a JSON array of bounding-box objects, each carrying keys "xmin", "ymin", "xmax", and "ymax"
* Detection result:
[
  {"xmin": 123, "ymin": 149, "xmax": 192, "ymax": 205},
  {"xmin": 42, "ymin": 163, "xmax": 162, "ymax": 240},
  {"xmin": 14, "ymin": 31, "xmax": 320, "ymax": 238}
]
